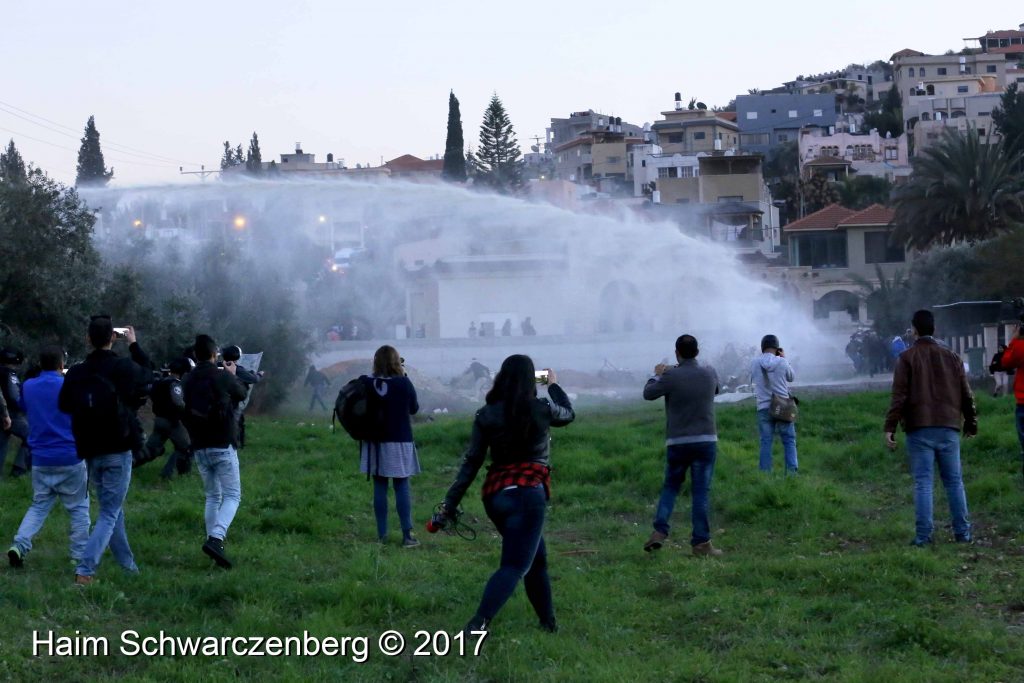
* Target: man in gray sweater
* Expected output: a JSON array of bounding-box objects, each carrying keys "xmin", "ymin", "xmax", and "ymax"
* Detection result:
[{"xmin": 642, "ymin": 335, "xmax": 722, "ymax": 557}]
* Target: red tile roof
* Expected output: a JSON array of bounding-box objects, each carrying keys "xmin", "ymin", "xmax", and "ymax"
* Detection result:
[
  {"xmin": 717, "ymin": 111, "xmax": 738, "ymax": 121},
  {"xmin": 838, "ymin": 204, "xmax": 895, "ymax": 226},
  {"xmin": 988, "ymin": 46, "xmax": 1024, "ymax": 54},
  {"xmin": 804, "ymin": 155, "xmax": 853, "ymax": 167},
  {"xmin": 385, "ymin": 155, "xmax": 444, "ymax": 172},
  {"xmin": 784, "ymin": 204, "xmax": 857, "ymax": 232},
  {"xmin": 977, "ymin": 29, "xmax": 1024, "ymax": 39}
]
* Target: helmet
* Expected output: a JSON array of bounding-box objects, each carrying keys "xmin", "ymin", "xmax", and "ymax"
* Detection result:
[{"xmin": 222, "ymin": 345, "xmax": 243, "ymax": 362}]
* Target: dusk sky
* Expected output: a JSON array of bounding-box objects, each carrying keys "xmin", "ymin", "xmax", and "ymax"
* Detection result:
[{"xmin": 3, "ymin": 0, "xmax": 1019, "ymax": 186}]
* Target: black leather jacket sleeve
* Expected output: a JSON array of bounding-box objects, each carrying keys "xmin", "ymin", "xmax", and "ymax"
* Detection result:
[{"xmin": 443, "ymin": 413, "xmax": 489, "ymax": 510}]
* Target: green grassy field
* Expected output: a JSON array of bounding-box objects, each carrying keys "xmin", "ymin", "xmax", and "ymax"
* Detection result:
[{"xmin": 1, "ymin": 391, "xmax": 1023, "ymax": 682}]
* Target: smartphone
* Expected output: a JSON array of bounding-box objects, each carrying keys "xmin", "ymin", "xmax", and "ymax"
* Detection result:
[
  {"xmin": 534, "ymin": 370, "xmax": 550, "ymax": 385},
  {"xmin": 113, "ymin": 327, "xmax": 130, "ymax": 339}
]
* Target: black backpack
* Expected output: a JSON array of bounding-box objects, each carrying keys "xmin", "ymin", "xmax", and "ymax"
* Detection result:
[
  {"xmin": 333, "ymin": 376, "xmax": 386, "ymax": 442},
  {"xmin": 69, "ymin": 359, "xmax": 130, "ymax": 450}
]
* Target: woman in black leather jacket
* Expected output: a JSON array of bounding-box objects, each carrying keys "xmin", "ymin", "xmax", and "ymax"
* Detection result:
[{"xmin": 441, "ymin": 354, "xmax": 575, "ymax": 634}]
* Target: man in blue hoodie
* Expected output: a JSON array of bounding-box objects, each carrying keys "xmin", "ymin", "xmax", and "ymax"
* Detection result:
[
  {"xmin": 7, "ymin": 346, "xmax": 90, "ymax": 568},
  {"xmin": 751, "ymin": 334, "xmax": 798, "ymax": 474}
]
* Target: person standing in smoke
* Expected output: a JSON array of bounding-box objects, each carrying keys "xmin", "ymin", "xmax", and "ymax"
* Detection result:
[
  {"xmin": 304, "ymin": 364, "xmax": 330, "ymax": 412},
  {"xmin": 145, "ymin": 358, "xmax": 194, "ymax": 479},
  {"xmin": 222, "ymin": 345, "xmax": 262, "ymax": 449},
  {"xmin": 468, "ymin": 322, "xmax": 478, "ymax": 338},
  {"xmin": 0, "ymin": 348, "xmax": 31, "ymax": 477},
  {"xmin": 521, "ymin": 317, "xmax": 536, "ymax": 336},
  {"xmin": 501, "ymin": 319, "xmax": 512, "ymax": 336}
]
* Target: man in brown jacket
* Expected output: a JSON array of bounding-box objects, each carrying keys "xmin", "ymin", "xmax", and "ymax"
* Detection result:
[{"xmin": 884, "ymin": 310, "xmax": 977, "ymax": 546}]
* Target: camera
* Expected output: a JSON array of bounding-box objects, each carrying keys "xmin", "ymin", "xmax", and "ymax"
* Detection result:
[
  {"xmin": 426, "ymin": 504, "xmax": 459, "ymax": 533},
  {"xmin": 113, "ymin": 327, "xmax": 130, "ymax": 339},
  {"xmin": 534, "ymin": 370, "xmax": 550, "ymax": 385}
]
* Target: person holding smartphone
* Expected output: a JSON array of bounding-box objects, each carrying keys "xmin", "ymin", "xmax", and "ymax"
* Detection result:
[{"xmin": 439, "ymin": 355, "xmax": 574, "ymax": 635}]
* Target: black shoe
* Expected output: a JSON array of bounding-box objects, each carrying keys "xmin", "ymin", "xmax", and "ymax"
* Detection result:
[
  {"xmin": 9, "ymin": 467, "xmax": 27, "ymax": 478},
  {"xmin": 202, "ymin": 536, "xmax": 233, "ymax": 569},
  {"xmin": 463, "ymin": 615, "xmax": 488, "ymax": 634},
  {"xmin": 539, "ymin": 618, "xmax": 558, "ymax": 633},
  {"xmin": 8, "ymin": 546, "xmax": 24, "ymax": 568},
  {"xmin": 909, "ymin": 537, "xmax": 933, "ymax": 547},
  {"xmin": 954, "ymin": 533, "xmax": 973, "ymax": 544}
]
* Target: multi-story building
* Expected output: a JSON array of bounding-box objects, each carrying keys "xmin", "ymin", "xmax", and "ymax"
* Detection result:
[
  {"xmin": 777, "ymin": 203, "xmax": 911, "ymax": 325},
  {"xmin": 647, "ymin": 152, "xmax": 780, "ymax": 258},
  {"xmin": 782, "ymin": 64, "xmax": 893, "ymax": 102},
  {"xmin": 546, "ymin": 110, "xmax": 643, "ymax": 151},
  {"xmin": 908, "ymin": 92, "xmax": 1004, "ymax": 153},
  {"xmin": 552, "ymin": 124, "xmax": 643, "ymax": 193},
  {"xmin": 629, "ymin": 143, "xmax": 699, "ymax": 198},
  {"xmin": 383, "ymin": 154, "xmax": 444, "ymax": 180},
  {"xmin": 650, "ymin": 95, "xmax": 740, "ymax": 155},
  {"xmin": 965, "ymin": 23, "xmax": 1024, "ymax": 86},
  {"xmin": 798, "ymin": 128, "xmax": 911, "ymax": 183},
  {"xmin": 736, "ymin": 93, "xmax": 839, "ymax": 156},
  {"xmin": 891, "ymin": 49, "xmax": 1009, "ymax": 103},
  {"xmin": 222, "ymin": 143, "xmax": 391, "ymax": 180}
]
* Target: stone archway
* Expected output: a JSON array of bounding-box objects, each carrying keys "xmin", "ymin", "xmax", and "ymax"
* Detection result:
[{"xmin": 814, "ymin": 289, "xmax": 859, "ymax": 323}]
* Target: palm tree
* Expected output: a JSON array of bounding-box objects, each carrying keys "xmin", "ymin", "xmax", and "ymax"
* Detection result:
[
  {"xmin": 893, "ymin": 128, "xmax": 1024, "ymax": 249},
  {"xmin": 851, "ymin": 264, "xmax": 911, "ymax": 336}
]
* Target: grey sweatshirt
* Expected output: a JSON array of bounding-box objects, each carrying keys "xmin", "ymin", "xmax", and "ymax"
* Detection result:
[
  {"xmin": 643, "ymin": 359, "xmax": 720, "ymax": 445},
  {"xmin": 750, "ymin": 353, "xmax": 795, "ymax": 411}
]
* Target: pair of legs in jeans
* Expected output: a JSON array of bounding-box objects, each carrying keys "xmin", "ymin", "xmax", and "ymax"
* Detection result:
[
  {"xmin": 76, "ymin": 451, "xmax": 137, "ymax": 578},
  {"xmin": 470, "ymin": 484, "xmax": 555, "ymax": 630},
  {"xmin": 905, "ymin": 427, "xmax": 971, "ymax": 544},
  {"xmin": 372, "ymin": 476, "xmax": 413, "ymax": 542},
  {"xmin": 1015, "ymin": 405, "xmax": 1024, "ymax": 480},
  {"xmin": 653, "ymin": 442, "xmax": 716, "ymax": 545},
  {"xmin": 757, "ymin": 409, "xmax": 798, "ymax": 473},
  {"xmin": 194, "ymin": 447, "xmax": 242, "ymax": 541},
  {"xmin": 11, "ymin": 463, "xmax": 90, "ymax": 561}
]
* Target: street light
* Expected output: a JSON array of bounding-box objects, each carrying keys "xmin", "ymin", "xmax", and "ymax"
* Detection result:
[
  {"xmin": 233, "ymin": 215, "xmax": 247, "ymax": 230},
  {"xmin": 131, "ymin": 218, "xmax": 143, "ymax": 228}
]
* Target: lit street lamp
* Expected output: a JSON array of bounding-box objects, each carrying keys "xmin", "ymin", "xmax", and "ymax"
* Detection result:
[{"xmin": 233, "ymin": 215, "xmax": 247, "ymax": 230}]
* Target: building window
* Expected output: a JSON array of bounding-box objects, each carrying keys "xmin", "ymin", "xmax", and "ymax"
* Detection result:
[
  {"xmin": 813, "ymin": 109, "xmax": 823, "ymax": 117},
  {"xmin": 987, "ymin": 65, "xmax": 997, "ymax": 73},
  {"xmin": 978, "ymin": 128, "xmax": 986, "ymax": 137},
  {"xmin": 778, "ymin": 133, "xmax": 789, "ymax": 142},
  {"xmin": 717, "ymin": 195, "xmax": 743, "ymax": 203},
  {"xmin": 909, "ymin": 68, "xmax": 915, "ymax": 77},
  {"xmin": 788, "ymin": 110, "xmax": 798, "ymax": 118},
  {"xmin": 667, "ymin": 133, "xmax": 683, "ymax": 143},
  {"xmin": 693, "ymin": 132, "xmax": 706, "ymax": 140},
  {"xmin": 885, "ymin": 147, "xmax": 898, "ymax": 160},
  {"xmin": 919, "ymin": 68, "xmax": 925, "ymax": 77},
  {"xmin": 675, "ymin": 198, "xmax": 690, "ymax": 204},
  {"xmin": 680, "ymin": 166, "xmax": 694, "ymax": 178},
  {"xmin": 740, "ymin": 133, "xmax": 770, "ymax": 146},
  {"xmin": 978, "ymin": 111, "xmax": 990, "ymax": 117},
  {"xmin": 793, "ymin": 233, "xmax": 848, "ymax": 269},
  {"xmin": 864, "ymin": 232, "xmax": 905, "ymax": 264},
  {"xmin": 937, "ymin": 67, "xmax": 947, "ymax": 75},
  {"xmin": 957, "ymin": 85, "xmax": 969, "ymax": 93},
  {"xmin": 606, "ymin": 156, "xmax": 621, "ymax": 164},
  {"xmin": 640, "ymin": 160, "xmax": 646, "ymax": 167},
  {"xmin": 746, "ymin": 112, "xmax": 758, "ymax": 120}
]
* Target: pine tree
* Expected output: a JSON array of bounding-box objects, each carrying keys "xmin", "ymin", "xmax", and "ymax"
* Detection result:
[
  {"xmin": 234, "ymin": 144, "xmax": 245, "ymax": 167},
  {"xmin": 473, "ymin": 93, "xmax": 523, "ymax": 193},
  {"xmin": 246, "ymin": 132, "xmax": 263, "ymax": 175},
  {"xmin": 75, "ymin": 115, "xmax": 114, "ymax": 187},
  {"xmin": 442, "ymin": 91, "xmax": 467, "ymax": 182},
  {"xmin": 221, "ymin": 141, "xmax": 235, "ymax": 170},
  {"xmin": 0, "ymin": 139, "xmax": 27, "ymax": 184}
]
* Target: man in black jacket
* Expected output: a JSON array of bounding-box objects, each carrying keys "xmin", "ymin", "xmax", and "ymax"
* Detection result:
[
  {"xmin": 145, "ymin": 357, "xmax": 193, "ymax": 479},
  {"xmin": 59, "ymin": 317, "xmax": 152, "ymax": 585},
  {"xmin": 0, "ymin": 348, "xmax": 31, "ymax": 477},
  {"xmin": 183, "ymin": 335, "xmax": 247, "ymax": 569}
]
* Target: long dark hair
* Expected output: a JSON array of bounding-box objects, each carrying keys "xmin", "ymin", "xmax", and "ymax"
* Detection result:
[
  {"xmin": 373, "ymin": 345, "xmax": 403, "ymax": 378},
  {"xmin": 486, "ymin": 354, "xmax": 539, "ymax": 444}
]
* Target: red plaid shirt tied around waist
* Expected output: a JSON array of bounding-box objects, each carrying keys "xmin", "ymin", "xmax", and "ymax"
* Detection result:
[{"xmin": 481, "ymin": 461, "xmax": 551, "ymax": 500}]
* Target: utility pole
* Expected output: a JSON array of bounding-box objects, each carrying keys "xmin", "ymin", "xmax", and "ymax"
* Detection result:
[{"xmin": 179, "ymin": 165, "xmax": 219, "ymax": 182}]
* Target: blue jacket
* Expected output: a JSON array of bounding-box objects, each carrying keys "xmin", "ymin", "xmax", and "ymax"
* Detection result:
[
  {"xmin": 365, "ymin": 375, "xmax": 419, "ymax": 443},
  {"xmin": 21, "ymin": 371, "xmax": 79, "ymax": 466}
]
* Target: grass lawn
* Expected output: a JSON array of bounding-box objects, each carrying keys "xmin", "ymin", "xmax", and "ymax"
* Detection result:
[{"xmin": 1, "ymin": 390, "xmax": 1023, "ymax": 682}]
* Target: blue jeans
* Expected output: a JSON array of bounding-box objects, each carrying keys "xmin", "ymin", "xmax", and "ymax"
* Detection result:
[
  {"xmin": 757, "ymin": 409, "xmax": 798, "ymax": 472},
  {"xmin": 12, "ymin": 463, "xmax": 90, "ymax": 560},
  {"xmin": 372, "ymin": 476, "xmax": 413, "ymax": 540},
  {"xmin": 906, "ymin": 427, "xmax": 971, "ymax": 542},
  {"xmin": 0, "ymin": 414, "xmax": 32, "ymax": 474},
  {"xmin": 195, "ymin": 446, "xmax": 241, "ymax": 541},
  {"xmin": 653, "ymin": 442, "xmax": 717, "ymax": 545},
  {"xmin": 1015, "ymin": 405, "xmax": 1024, "ymax": 457},
  {"xmin": 476, "ymin": 485, "xmax": 553, "ymax": 624},
  {"xmin": 76, "ymin": 452, "xmax": 137, "ymax": 577}
]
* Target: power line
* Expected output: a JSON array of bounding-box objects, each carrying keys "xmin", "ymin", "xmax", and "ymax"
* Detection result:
[
  {"xmin": 0, "ymin": 98, "xmax": 201, "ymax": 166},
  {"xmin": 0, "ymin": 124, "xmax": 176, "ymax": 168}
]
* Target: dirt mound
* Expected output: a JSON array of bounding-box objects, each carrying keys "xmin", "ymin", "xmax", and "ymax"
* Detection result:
[{"xmin": 318, "ymin": 359, "xmax": 478, "ymax": 414}]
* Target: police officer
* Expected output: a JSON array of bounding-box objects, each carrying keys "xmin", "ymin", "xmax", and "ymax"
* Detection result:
[
  {"xmin": 0, "ymin": 348, "xmax": 31, "ymax": 477},
  {"xmin": 145, "ymin": 358, "xmax": 194, "ymax": 479},
  {"xmin": 222, "ymin": 345, "xmax": 262, "ymax": 449}
]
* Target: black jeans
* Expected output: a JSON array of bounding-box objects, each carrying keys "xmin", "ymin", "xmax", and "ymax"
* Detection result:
[{"xmin": 475, "ymin": 484, "xmax": 553, "ymax": 624}]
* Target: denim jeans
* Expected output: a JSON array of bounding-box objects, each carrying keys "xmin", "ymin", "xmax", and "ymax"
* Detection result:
[
  {"xmin": 476, "ymin": 484, "xmax": 553, "ymax": 624},
  {"xmin": 12, "ymin": 462, "xmax": 90, "ymax": 560},
  {"xmin": 757, "ymin": 409, "xmax": 798, "ymax": 472},
  {"xmin": 195, "ymin": 446, "xmax": 241, "ymax": 541},
  {"xmin": 906, "ymin": 427, "xmax": 971, "ymax": 542},
  {"xmin": 0, "ymin": 414, "xmax": 32, "ymax": 474},
  {"xmin": 1015, "ymin": 405, "xmax": 1024, "ymax": 458},
  {"xmin": 653, "ymin": 442, "xmax": 717, "ymax": 545},
  {"xmin": 372, "ymin": 476, "xmax": 413, "ymax": 540},
  {"xmin": 76, "ymin": 451, "xmax": 137, "ymax": 577}
]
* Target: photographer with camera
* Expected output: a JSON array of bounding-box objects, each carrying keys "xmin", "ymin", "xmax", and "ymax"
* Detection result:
[
  {"xmin": 436, "ymin": 355, "xmax": 574, "ymax": 635},
  {"xmin": 751, "ymin": 335, "xmax": 798, "ymax": 475},
  {"xmin": 0, "ymin": 347, "xmax": 31, "ymax": 477},
  {"xmin": 221, "ymin": 345, "xmax": 262, "ymax": 449},
  {"xmin": 997, "ymin": 320, "xmax": 1024, "ymax": 481}
]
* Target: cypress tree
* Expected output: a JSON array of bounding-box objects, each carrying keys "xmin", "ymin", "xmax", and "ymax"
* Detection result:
[
  {"xmin": 75, "ymin": 115, "xmax": 114, "ymax": 187},
  {"xmin": 473, "ymin": 93, "xmax": 523, "ymax": 193},
  {"xmin": 0, "ymin": 139, "xmax": 27, "ymax": 184},
  {"xmin": 442, "ymin": 91, "xmax": 466, "ymax": 182},
  {"xmin": 246, "ymin": 132, "xmax": 263, "ymax": 175},
  {"xmin": 221, "ymin": 141, "xmax": 235, "ymax": 170}
]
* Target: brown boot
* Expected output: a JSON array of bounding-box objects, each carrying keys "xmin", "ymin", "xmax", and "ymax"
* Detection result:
[
  {"xmin": 74, "ymin": 574, "xmax": 94, "ymax": 586},
  {"xmin": 644, "ymin": 531, "xmax": 668, "ymax": 552},
  {"xmin": 692, "ymin": 541, "xmax": 723, "ymax": 557}
]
